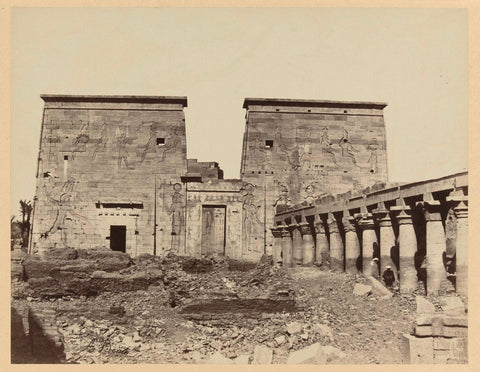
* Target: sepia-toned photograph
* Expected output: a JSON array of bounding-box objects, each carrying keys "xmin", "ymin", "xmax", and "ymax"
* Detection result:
[{"xmin": 10, "ymin": 6, "xmax": 468, "ymax": 365}]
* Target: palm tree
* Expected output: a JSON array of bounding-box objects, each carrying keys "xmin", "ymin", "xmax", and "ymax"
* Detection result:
[{"xmin": 19, "ymin": 200, "xmax": 33, "ymax": 249}]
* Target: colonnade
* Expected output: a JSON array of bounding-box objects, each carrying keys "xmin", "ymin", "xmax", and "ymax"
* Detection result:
[{"xmin": 271, "ymin": 187, "xmax": 468, "ymax": 297}]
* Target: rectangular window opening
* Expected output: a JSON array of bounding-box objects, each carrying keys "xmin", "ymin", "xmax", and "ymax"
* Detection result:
[
  {"xmin": 156, "ymin": 138, "xmax": 165, "ymax": 146},
  {"xmin": 265, "ymin": 140, "xmax": 274, "ymax": 149}
]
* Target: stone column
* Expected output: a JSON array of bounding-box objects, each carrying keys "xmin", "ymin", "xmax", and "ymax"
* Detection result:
[
  {"xmin": 314, "ymin": 218, "xmax": 329, "ymax": 266},
  {"xmin": 343, "ymin": 212, "xmax": 360, "ymax": 274},
  {"xmin": 281, "ymin": 226, "xmax": 293, "ymax": 268},
  {"xmin": 327, "ymin": 213, "xmax": 344, "ymax": 272},
  {"xmin": 290, "ymin": 223, "xmax": 303, "ymax": 266},
  {"xmin": 270, "ymin": 226, "xmax": 284, "ymax": 266},
  {"xmin": 356, "ymin": 213, "xmax": 377, "ymax": 276},
  {"xmin": 299, "ymin": 222, "xmax": 315, "ymax": 266},
  {"xmin": 392, "ymin": 205, "xmax": 418, "ymax": 293},
  {"xmin": 416, "ymin": 196, "xmax": 449, "ymax": 295},
  {"xmin": 373, "ymin": 204, "xmax": 398, "ymax": 281},
  {"xmin": 447, "ymin": 193, "xmax": 468, "ymax": 297}
]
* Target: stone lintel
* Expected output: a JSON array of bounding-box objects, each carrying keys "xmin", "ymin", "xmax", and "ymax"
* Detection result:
[
  {"xmin": 243, "ymin": 97, "xmax": 388, "ymax": 110},
  {"xmin": 41, "ymin": 94, "xmax": 188, "ymax": 107}
]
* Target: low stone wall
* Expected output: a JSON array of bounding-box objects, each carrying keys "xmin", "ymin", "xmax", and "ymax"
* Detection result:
[
  {"xmin": 11, "ymin": 305, "xmax": 66, "ymax": 363},
  {"xmin": 402, "ymin": 296, "xmax": 467, "ymax": 364}
]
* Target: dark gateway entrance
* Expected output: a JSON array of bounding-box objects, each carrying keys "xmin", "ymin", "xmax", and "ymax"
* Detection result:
[
  {"xmin": 201, "ymin": 205, "xmax": 226, "ymax": 256},
  {"xmin": 110, "ymin": 225, "xmax": 126, "ymax": 252}
]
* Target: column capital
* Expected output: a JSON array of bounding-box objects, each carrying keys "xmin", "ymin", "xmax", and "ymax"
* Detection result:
[
  {"xmin": 354, "ymin": 212, "xmax": 375, "ymax": 230},
  {"xmin": 298, "ymin": 222, "xmax": 311, "ymax": 235},
  {"xmin": 342, "ymin": 214, "xmax": 356, "ymax": 232},
  {"xmin": 391, "ymin": 205, "xmax": 413, "ymax": 225},
  {"xmin": 281, "ymin": 228, "xmax": 291, "ymax": 238},
  {"xmin": 287, "ymin": 223, "xmax": 299, "ymax": 232},
  {"xmin": 270, "ymin": 226, "xmax": 283, "ymax": 238},
  {"xmin": 314, "ymin": 220, "xmax": 325, "ymax": 234},
  {"xmin": 447, "ymin": 196, "xmax": 468, "ymax": 219},
  {"xmin": 372, "ymin": 202, "xmax": 390, "ymax": 225},
  {"xmin": 416, "ymin": 199, "xmax": 442, "ymax": 222},
  {"xmin": 327, "ymin": 215, "xmax": 339, "ymax": 233}
]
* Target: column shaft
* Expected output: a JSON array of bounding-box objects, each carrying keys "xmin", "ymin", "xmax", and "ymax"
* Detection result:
[
  {"xmin": 328, "ymin": 216, "xmax": 344, "ymax": 272},
  {"xmin": 343, "ymin": 215, "xmax": 360, "ymax": 274},
  {"xmin": 291, "ymin": 224, "xmax": 303, "ymax": 266},
  {"xmin": 377, "ymin": 216, "xmax": 398, "ymax": 280},
  {"xmin": 281, "ymin": 228, "xmax": 293, "ymax": 268},
  {"xmin": 455, "ymin": 205, "xmax": 468, "ymax": 297},
  {"xmin": 314, "ymin": 221, "xmax": 329, "ymax": 266},
  {"xmin": 359, "ymin": 215, "xmax": 377, "ymax": 276},
  {"xmin": 270, "ymin": 226, "xmax": 284, "ymax": 265},
  {"xmin": 397, "ymin": 212, "xmax": 418, "ymax": 293},
  {"xmin": 300, "ymin": 222, "xmax": 315, "ymax": 266}
]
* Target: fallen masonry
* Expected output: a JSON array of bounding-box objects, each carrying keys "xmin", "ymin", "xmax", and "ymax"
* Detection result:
[{"xmin": 11, "ymin": 246, "xmax": 467, "ymax": 364}]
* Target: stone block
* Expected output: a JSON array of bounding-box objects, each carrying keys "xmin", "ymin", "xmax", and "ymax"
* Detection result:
[
  {"xmin": 252, "ymin": 345, "xmax": 273, "ymax": 364},
  {"xmin": 286, "ymin": 321, "xmax": 303, "ymax": 335},
  {"xmin": 433, "ymin": 337, "xmax": 453, "ymax": 350},
  {"xmin": 439, "ymin": 296, "xmax": 466, "ymax": 316},
  {"xmin": 312, "ymin": 324, "xmax": 334, "ymax": 341},
  {"xmin": 443, "ymin": 316, "xmax": 468, "ymax": 327},
  {"xmin": 416, "ymin": 296, "xmax": 436, "ymax": 314},
  {"xmin": 443, "ymin": 326, "xmax": 468, "ymax": 338},
  {"xmin": 402, "ymin": 334, "xmax": 434, "ymax": 364},
  {"xmin": 353, "ymin": 283, "xmax": 372, "ymax": 296},
  {"xmin": 286, "ymin": 342, "xmax": 326, "ymax": 364}
]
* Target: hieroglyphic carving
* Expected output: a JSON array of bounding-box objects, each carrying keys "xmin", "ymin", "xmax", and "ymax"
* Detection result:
[
  {"xmin": 116, "ymin": 127, "xmax": 134, "ymax": 169},
  {"xmin": 366, "ymin": 137, "xmax": 379, "ymax": 173},
  {"xmin": 273, "ymin": 183, "xmax": 292, "ymax": 213},
  {"xmin": 241, "ymin": 183, "xmax": 262, "ymax": 252},
  {"xmin": 158, "ymin": 126, "xmax": 181, "ymax": 161},
  {"xmin": 338, "ymin": 129, "xmax": 360, "ymax": 166},
  {"xmin": 168, "ymin": 183, "xmax": 184, "ymax": 251},
  {"xmin": 91, "ymin": 122, "xmax": 108, "ymax": 161},
  {"xmin": 304, "ymin": 184, "xmax": 315, "ymax": 205},
  {"xmin": 140, "ymin": 122, "xmax": 160, "ymax": 162},
  {"xmin": 320, "ymin": 127, "xmax": 337, "ymax": 165},
  {"xmin": 40, "ymin": 178, "xmax": 86, "ymax": 246}
]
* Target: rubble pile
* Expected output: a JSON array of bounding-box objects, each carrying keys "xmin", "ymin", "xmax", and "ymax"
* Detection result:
[{"xmin": 12, "ymin": 250, "xmax": 427, "ymax": 364}]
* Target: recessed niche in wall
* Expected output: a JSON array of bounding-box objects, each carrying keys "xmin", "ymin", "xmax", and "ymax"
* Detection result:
[
  {"xmin": 156, "ymin": 138, "xmax": 165, "ymax": 146},
  {"xmin": 265, "ymin": 140, "xmax": 273, "ymax": 149}
]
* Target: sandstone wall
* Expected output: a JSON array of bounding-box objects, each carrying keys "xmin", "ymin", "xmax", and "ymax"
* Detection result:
[
  {"xmin": 241, "ymin": 99, "xmax": 389, "ymax": 255},
  {"xmin": 185, "ymin": 180, "xmax": 244, "ymax": 259},
  {"xmin": 31, "ymin": 96, "xmax": 188, "ymax": 257}
]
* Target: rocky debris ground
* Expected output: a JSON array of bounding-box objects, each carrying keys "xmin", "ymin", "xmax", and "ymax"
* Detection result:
[{"xmin": 11, "ymin": 250, "xmax": 459, "ymax": 364}]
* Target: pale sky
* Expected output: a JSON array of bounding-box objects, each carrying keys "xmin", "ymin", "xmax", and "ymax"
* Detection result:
[{"xmin": 11, "ymin": 7, "xmax": 468, "ymax": 217}]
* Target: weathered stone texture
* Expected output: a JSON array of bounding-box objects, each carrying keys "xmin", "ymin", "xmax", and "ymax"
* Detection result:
[
  {"xmin": 241, "ymin": 99, "xmax": 388, "ymax": 257},
  {"xmin": 31, "ymin": 96, "xmax": 188, "ymax": 257}
]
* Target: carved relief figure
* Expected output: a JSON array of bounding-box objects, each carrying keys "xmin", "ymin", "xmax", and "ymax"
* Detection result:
[
  {"xmin": 70, "ymin": 121, "xmax": 90, "ymax": 159},
  {"xmin": 45, "ymin": 128, "xmax": 61, "ymax": 162},
  {"xmin": 249, "ymin": 124, "xmax": 266, "ymax": 165},
  {"xmin": 91, "ymin": 122, "xmax": 108, "ymax": 161},
  {"xmin": 304, "ymin": 184, "xmax": 315, "ymax": 205},
  {"xmin": 320, "ymin": 127, "xmax": 337, "ymax": 165},
  {"xmin": 366, "ymin": 137, "xmax": 379, "ymax": 173},
  {"xmin": 41, "ymin": 178, "xmax": 85, "ymax": 247},
  {"xmin": 241, "ymin": 183, "xmax": 262, "ymax": 251},
  {"xmin": 116, "ymin": 127, "xmax": 133, "ymax": 169},
  {"xmin": 158, "ymin": 126, "xmax": 181, "ymax": 161},
  {"xmin": 168, "ymin": 183, "xmax": 184, "ymax": 251},
  {"xmin": 338, "ymin": 129, "xmax": 360, "ymax": 166},
  {"xmin": 141, "ymin": 123, "xmax": 159, "ymax": 162},
  {"xmin": 273, "ymin": 183, "xmax": 292, "ymax": 213}
]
